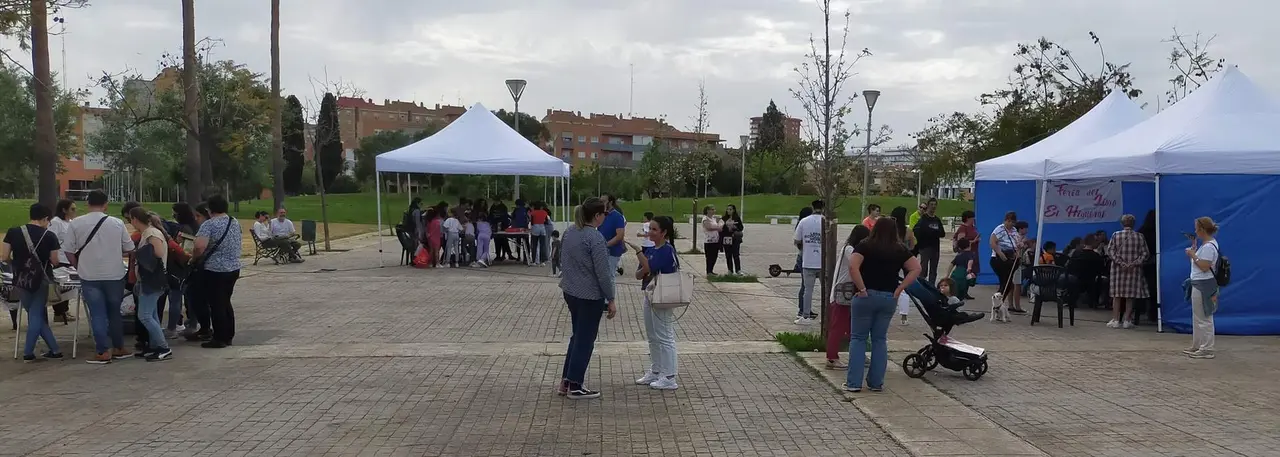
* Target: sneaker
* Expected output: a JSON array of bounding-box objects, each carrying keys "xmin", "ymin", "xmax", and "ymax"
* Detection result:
[
  {"xmin": 111, "ymin": 348, "xmax": 133, "ymax": 360},
  {"xmin": 175, "ymin": 325, "xmax": 186, "ymax": 333},
  {"xmin": 1106, "ymin": 320, "xmax": 1121, "ymax": 329},
  {"xmin": 825, "ymin": 359, "xmax": 848, "ymax": 370},
  {"xmin": 86, "ymin": 352, "xmax": 112, "ymax": 364},
  {"xmin": 868, "ymin": 386, "xmax": 884, "ymax": 392},
  {"xmin": 133, "ymin": 348, "xmax": 150, "ymax": 358},
  {"xmin": 165, "ymin": 330, "xmax": 180, "ymax": 340},
  {"xmin": 22, "ymin": 354, "xmax": 36, "ymax": 362},
  {"xmin": 808, "ymin": 312, "xmax": 819, "ymax": 320},
  {"xmin": 1182, "ymin": 348, "xmax": 1198, "ymax": 355},
  {"xmin": 635, "ymin": 372, "xmax": 661, "ymax": 385},
  {"xmin": 1189, "ymin": 350, "xmax": 1216, "ymax": 359},
  {"xmin": 649, "ymin": 376, "xmax": 678, "ymax": 390},
  {"xmin": 794, "ymin": 317, "xmax": 815, "ymax": 325},
  {"xmin": 1009, "ymin": 308, "xmax": 1027, "ymax": 315},
  {"xmin": 567, "ymin": 388, "xmax": 601, "ymax": 400},
  {"xmin": 42, "ymin": 351, "xmax": 63, "ymax": 360},
  {"xmin": 146, "ymin": 348, "xmax": 173, "ymax": 362},
  {"xmin": 865, "ymin": 355, "xmax": 872, "ymax": 366},
  {"xmin": 841, "ymin": 383, "xmax": 861, "ymax": 393},
  {"xmin": 899, "ymin": 315, "xmax": 909, "ymax": 326},
  {"xmin": 201, "ymin": 341, "xmax": 229, "ymax": 349},
  {"xmin": 1122, "ymin": 320, "xmax": 1134, "ymax": 329}
]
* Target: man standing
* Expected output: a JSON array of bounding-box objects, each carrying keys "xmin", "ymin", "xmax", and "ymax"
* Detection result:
[
  {"xmin": 913, "ymin": 198, "xmax": 946, "ymax": 283},
  {"xmin": 269, "ymin": 209, "xmax": 304, "ymax": 262},
  {"xmin": 193, "ymin": 195, "xmax": 243, "ymax": 349},
  {"xmin": 793, "ymin": 200, "xmax": 824, "ymax": 325},
  {"xmin": 65, "ymin": 190, "xmax": 135, "ymax": 364},
  {"xmin": 598, "ymin": 194, "xmax": 626, "ymax": 280}
]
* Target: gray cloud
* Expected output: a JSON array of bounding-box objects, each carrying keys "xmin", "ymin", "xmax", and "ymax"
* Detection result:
[{"xmin": 17, "ymin": 0, "xmax": 1279, "ymax": 146}]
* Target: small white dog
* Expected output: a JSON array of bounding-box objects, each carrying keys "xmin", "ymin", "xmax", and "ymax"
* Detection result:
[{"xmin": 990, "ymin": 292, "xmax": 1010, "ymax": 322}]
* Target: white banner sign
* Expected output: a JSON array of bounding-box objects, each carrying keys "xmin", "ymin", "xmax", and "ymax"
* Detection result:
[{"xmin": 1042, "ymin": 179, "xmax": 1123, "ymax": 223}]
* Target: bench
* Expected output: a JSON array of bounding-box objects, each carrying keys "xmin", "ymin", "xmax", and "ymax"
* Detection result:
[
  {"xmin": 684, "ymin": 214, "xmax": 697, "ymax": 225},
  {"xmin": 765, "ymin": 214, "xmax": 797, "ymax": 225}
]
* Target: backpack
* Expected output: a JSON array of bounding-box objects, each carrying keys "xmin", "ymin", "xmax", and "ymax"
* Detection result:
[
  {"xmin": 13, "ymin": 227, "xmax": 48, "ymax": 292},
  {"xmin": 1208, "ymin": 241, "xmax": 1230, "ymax": 287}
]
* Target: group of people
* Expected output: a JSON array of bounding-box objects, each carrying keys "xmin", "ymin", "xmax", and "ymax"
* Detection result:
[
  {"xmin": 2, "ymin": 190, "xmax": 242, "ymax": 363},
  {"xmin": 251, "ymin": 209, "xmax": 305, "ymax": 263},
  {"xmin": 403, "ymin": 197, "xmax": 564, "ymax": 270},
  {"xmin": 698, "ymin": 204, "xmax": 745, "ymax": 276}
]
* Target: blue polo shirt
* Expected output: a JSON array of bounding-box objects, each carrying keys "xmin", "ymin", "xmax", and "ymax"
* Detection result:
[{"xmin": 598, "ymin": 209, "xmax": 626, "ymax": 257}]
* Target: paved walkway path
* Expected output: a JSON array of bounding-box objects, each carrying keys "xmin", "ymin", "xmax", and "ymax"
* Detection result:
[{"xmin": 1, "ymin": 223, "xmax": 1278, "ymax": 456}]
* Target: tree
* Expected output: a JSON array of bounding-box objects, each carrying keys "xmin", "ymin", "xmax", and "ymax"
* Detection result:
[
  {"xmin": 754, "ymin": 100, "xmax": 787, "ymax": 152},
  {"xmin": 0, "ymin": 62, "xmax": 78, "ymax": 196},
  {"xmin": 314, "ymin": 92, "xmax": 343, "ymax": 189},
  {"xmin": 638, "ymin": 141, "xmax": 679, "ymax": 199},
  {"xmin": 492, "ymin": 108, "xmax": 548, "ymax": 143},
  {"xmin": 180, "ymin": 0, "xmax": 203, "ymax": 199},
  {"xmin": 353, "ymin": 130, "xmax": 412, "ymax": 183},
  {"xmin": 268, "ymin": 0, "xmax": 284, "ymax": 210},
  {"xmin": 282, "ymin": 94, "xmax": 305, "ymax": 193},
  {"xmin": 681, "ymin": 80, "xmax": 716, "ymax": 199},
  {"xmin": 1163, "ymin": 28, "xmax": 1225, "ymax": 105}
]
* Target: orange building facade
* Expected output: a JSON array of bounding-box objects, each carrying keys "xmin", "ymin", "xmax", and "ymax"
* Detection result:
[
  {"xmin": 57, "ymin": 104, "xmax": 113, "ymax": 198},
  {"xmin": 540, "ymin": 110, "xmax": 722, "ymax": 168}
]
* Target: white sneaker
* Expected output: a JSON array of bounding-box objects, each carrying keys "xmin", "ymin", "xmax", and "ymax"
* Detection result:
[
  {"xmin": 635, "ymin": 372, "xmax": 660, "ymax": 385},
  {"xmin": 1188, "ymin": 350, "xmax": 1216, "ymax": 359},
  {"xmin": 1122, "ymin": 320, "xmax": 1134, "ymax": 329},
  {"xmin": 899, "ymin": 315, "xmax": 909, "ymax": 326},
  {"xmin": 794, "ymin": 317, "xmax": 815, "ymax": 325},
  {"xmin": 649, "ymin": 376, "xmax": 678, "ymax": 390},
  {"xmin": 1106, "ymin": 320, "xmax": 1121, "ymax": 329}
]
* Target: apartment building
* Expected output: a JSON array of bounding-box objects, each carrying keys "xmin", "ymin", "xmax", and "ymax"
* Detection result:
[
  {"xmin": 333, "ymin": 97, "xmax": 466, "ymax": 173},
  {"xmin": 57, "ymin": 104, "xmax": 113, "ymax": 198},
  {"xmin": 747, "ymin": 115, "xmax": 802, "ymax": 145},
  {"xmin": 541, "ymin": 109, "xmax": 722, "ymax": 168}
]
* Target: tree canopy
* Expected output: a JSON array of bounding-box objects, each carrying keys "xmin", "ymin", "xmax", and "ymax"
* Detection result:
[
  {"xmin": 314, "ymin": 92, "xmax": 343, "ymax": 189},
  {"xmin": 282, "ymin": 94, "xmax": 305, "ymax": 194},
  {"xmin": 0, "ymin": 62, "xmax": 77, "ymax": 196}
]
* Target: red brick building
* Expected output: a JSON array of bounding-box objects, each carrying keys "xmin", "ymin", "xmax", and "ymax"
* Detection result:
[
  {"xmin": 541, "ymin": 110, "xmax": 722, "ymax": 168},
  {"xmin": 748, "ymin": 115, "xmax": 802, "ymax": 145},
  {"xmin": 335, "ymin": 97, "xmax": 465, "ymax": 151}
]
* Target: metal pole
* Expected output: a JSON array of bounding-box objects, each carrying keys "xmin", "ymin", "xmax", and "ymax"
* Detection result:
[
  {"xmin": 916, "ymin": 170, "xmax": 922, "ymax": 207},
  {"xmin": 1155, "ymin": 174, "xmax": 1163, "ymax": 333},
  {"xmin": 861, "ymin": 108, "xmax": 873, "ymax": 218},
  {"xmin": 376, "ymin": 171, "xmax": 383, "ymax": 266},
  {"xmin": 513, "ymin": 99, "xmax": 521, "ymax": 200},
  {"xmin": 740, "ymin": 145, "xmax": 746, "ymax": 220},
  {"xmin": 1033, "ymin": 180, "xmax": 1048, "ymax": 266}
]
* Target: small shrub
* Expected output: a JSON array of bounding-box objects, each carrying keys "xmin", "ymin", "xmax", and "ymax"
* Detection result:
[
  {"xmin": 706, "ymin": 274, "xmax": 759, "ymax": 283},
  {"xmin": 776, "ymin": 331, "xmax": 863, "ymax": 353}
]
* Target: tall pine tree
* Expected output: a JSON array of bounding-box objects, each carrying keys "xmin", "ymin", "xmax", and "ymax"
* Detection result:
[
  {"xmin": 282, "ymin": 95, "xmax": 306, "ymax": 193},
  {"xmin": 314, "ymin": 92, "xmax": 344, "ymax": 190},
  {"xmin": 755, "ymin": 100, "xmax": 787, "ymax": 152}
]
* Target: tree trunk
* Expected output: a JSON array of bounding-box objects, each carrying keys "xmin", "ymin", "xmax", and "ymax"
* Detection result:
[
  {"xmin": 269, "ymin": 0, "xmax": 285, "ymax": 211},
  {"xmin": 181, "ymin": 0, "xmax": 202, "ymax": 201},
  {"xmin": 30, "ymin": 0, "xmax": 57, "ymax": 207}
]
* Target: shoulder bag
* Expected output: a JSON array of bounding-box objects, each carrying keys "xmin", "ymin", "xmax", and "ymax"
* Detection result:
[
  {"xmin": 832, "ymin": 244, "xmax": 858, "ymax": 306},
  {"xmin": 644, "ymin": 248, "xmax": 695, "ymax": 310},
  {"xmin": 191, "ymin": 218, "xmax": 234, "ymax": 271},
  {"xmin": 72, "ymin": 216, "xmax": 109, "ymax": 260},
  {"xmin": 19, "ymin": 226, "xmax": 63, "ymax": 305}
]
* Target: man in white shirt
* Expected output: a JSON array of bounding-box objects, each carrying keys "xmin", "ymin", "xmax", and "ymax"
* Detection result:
[
  {"xmin": 251, "ymin": 211, "xmax": 271, "ymax": 242},
  {"xmin": 793, "ymin": 200, "xmax": 825, "ymax": 325},
  {"xmin": 64, "ymin": 190, "xmax": 135, "ymax": 364},
  {"xmin": 269, "ymin": 209, "xmax": 303, "ymax": 262}
]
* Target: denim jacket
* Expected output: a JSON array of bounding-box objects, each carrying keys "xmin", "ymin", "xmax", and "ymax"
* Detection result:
[{"xmin": 1182, "ymin": 278, "xmax": 1219, "ymax": 315}]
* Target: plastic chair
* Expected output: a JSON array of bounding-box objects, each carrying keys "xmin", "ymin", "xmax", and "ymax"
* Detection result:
[
  {"xmin": 394, "ymin": 226, "xmax": 417, "ymax": 266},
  {"xmin": 301, "ymin": 220, "xmax": 318, "ymax": 255},
  {"xmin": 1030, "ymin": 265, "xmax": 1074, "ymax": 328}
]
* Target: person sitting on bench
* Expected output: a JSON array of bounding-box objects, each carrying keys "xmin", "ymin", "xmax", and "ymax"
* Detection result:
[{"xmin": 268, "ymin": 209, "xmax": 304, "ymax": 263}]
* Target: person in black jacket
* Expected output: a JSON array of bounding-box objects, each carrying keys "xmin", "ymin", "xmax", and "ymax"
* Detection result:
[
  {"xmin": 489, "ymin": 200, "xmax": 512, "ymax": 261},
  {"xmin": 720, "ymin": 204, "xmax": 744, "ymax": 275},
  {"xmin": 912, "ymin": 198, "xmax": 946, "ymax": 283}
]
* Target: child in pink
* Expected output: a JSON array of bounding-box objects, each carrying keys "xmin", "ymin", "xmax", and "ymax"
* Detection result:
[{"xmin": 425, "ymin": 208, "xmax": 443, "ymax": 267}]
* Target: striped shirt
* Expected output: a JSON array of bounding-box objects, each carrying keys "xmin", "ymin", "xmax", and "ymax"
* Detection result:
[{"xmin": 557, "ymin": 224, "xmax": 615, "ymax": 301}]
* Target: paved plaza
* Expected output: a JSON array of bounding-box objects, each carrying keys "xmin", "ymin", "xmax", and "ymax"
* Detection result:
[{"xmin": 2, "ymin": 223, "xmax": 1280, "ymax": 456}]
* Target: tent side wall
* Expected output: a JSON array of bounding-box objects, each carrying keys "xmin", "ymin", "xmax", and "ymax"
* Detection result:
[
  {"xmin": 1159, "ymin": 174, "xmax": 1280, "ymax": 335},
  {"xmin": 976, "ymin": 180, "xmax": 1155, "ymax": 285}
]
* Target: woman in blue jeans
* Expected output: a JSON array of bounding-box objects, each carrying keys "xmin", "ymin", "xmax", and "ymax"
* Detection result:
[
  {"xmin": 556, "ymin": 198, "xmax": 618, "ymax": 400},
  {"xmin": 844, "ymin": 216, "xmax": 921, "ymax": 392}
]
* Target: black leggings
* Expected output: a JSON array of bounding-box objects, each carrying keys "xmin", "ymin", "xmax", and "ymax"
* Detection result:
[
  {"xmin": 990, "ymin": 254, "xmax": 1018, "ymax": 297},
  {"xmin": 704, "ymin": 242, "xmax": 721, "ymax": 275},
  {"xmin": 723, "ymin": 243, "xmax": 742, "ymax": 274}
]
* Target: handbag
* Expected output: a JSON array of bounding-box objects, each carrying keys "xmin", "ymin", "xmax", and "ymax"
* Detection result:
[
  {"xmin": 191, "ymin": 217, "xmax": 234, "ymax": 271},
  {"xmin": 644, "ymin": 249, "xmax": 694, "ymax": 309},
  {"xmin": 832, "ymin": 244, "xmax": 857, "ymax": 306},
  {"xmin": 18, "ymin": 226, "xmax": 62, "ymax": 305}
]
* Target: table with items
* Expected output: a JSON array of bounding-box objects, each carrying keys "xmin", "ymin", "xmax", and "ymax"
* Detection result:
[
  {"xmin": 5, "ymin": 262, "xmax": 130, "ymax": 359},
  {"xmin": 492, "ymin": 229, "xmax": 533, "ymax": 265}
]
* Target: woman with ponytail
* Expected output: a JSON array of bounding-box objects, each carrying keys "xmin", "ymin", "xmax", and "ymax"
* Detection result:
[
  {"xmin": 127, "ymin": 207, "xmax": 173, "ymax": 362},
  {"xmin": 634, "ymin": 215, "xmax": 681, "ymax": 390}
]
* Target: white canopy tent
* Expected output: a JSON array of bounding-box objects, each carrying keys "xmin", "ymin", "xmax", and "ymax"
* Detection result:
[
  {"xmin": 975, "ymin": 90, "xmax": 1149, "ymax": 181},
  {"xmin": 373, "ymin": 103, "xmax": 572, "ymax": 266}
]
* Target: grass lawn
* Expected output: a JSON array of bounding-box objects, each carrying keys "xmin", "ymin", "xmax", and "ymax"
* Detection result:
[{"xmin": 0, "ymin": 193, "xmax": 974, "ymax": 229}]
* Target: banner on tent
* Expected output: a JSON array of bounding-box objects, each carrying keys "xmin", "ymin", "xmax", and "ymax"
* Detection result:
[{"xmin": 1042, "ymin": 179, "xmax": 1123, "ymax": 223}]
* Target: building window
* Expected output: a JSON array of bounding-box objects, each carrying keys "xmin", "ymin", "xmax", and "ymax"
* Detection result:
[
  {"xmin": 590, "ymin": 136, "xmax": 598, "ymax": 143},
  {"xmin": 608, "ymin": 137, "xmax": 624, "ymax": 145},
  {"xmin": 577, "ymin": 151, "xmax": 586, "ymax": 158},
  {"xmin": 590, "ymin": 152, "xmax": 598, "ymax": 159},
  {"xmin": 576, "ymin": 136, "xmax": 585, "ymax": 143}
]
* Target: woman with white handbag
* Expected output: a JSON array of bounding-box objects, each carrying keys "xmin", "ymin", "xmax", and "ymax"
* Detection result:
[{"xmin": 633, "ymin": 215, "xmax": 684, "ymax": 391}]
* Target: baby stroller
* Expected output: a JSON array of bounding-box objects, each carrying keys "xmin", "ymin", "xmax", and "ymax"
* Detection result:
[{"xmin": 900, "ymin": 278, "xmax": 990, "ymax": 381}]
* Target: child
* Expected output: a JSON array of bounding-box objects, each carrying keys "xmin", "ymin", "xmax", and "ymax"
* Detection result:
[
  {"xmin": 442, "ymin": 209, "xmax": 462, "ymax": 268},
  {"xmin": 636, "ymin": 211, "xmax": 655, "ymax": 255},
  {"xmin": 529, "ymin": 201, "xmax": 549, "ymax": 266},
  {"xmin": 550, "ymin": 230, "xmax": 562, "ymax": 277},
  {"xmin": 424, "ymin": 208, "xmax": 442, "ymax": 268},
  {"xmin": 948, "ymin": 238, "xmax": 977, "ymax": 299},
  {"xmin": 1040, "ymin": 240, "xmax": 1057, "ymax": 265},
  {"xmin": 510, "ymin": 199, "xmax": 529, "ymax": 261},
  {"xmin": 936, "ymin": 278, "xmax": 962, "ymax": 344},
  {"xmin": 541, "ymin": 209, "xmax": 555, "ymax": 265},
  {"xmin": 476, "ymin": 211, "xmax": 492, "ymax": 268},
  {"xmin": 462, "ymin": 213, "xmax": 477, "ymax": 267}
]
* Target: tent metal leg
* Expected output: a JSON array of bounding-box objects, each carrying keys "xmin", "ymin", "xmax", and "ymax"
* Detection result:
[
  {"xmin": 376, "ymin": 171, "xmax": 384, "ymax": 267},
  {"xmin": 1155, "ymin": 174, "xmax": 1162, "ymax": 333},
  {"xmin": 1033, "ymin": 180, "xmax": 1047, "ymax": 266}
]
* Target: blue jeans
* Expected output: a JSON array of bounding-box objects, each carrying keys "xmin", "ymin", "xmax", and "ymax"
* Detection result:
[
  {"xmin": 799, "ymin": 268, "xmax": 820, "ymax": 316},
  {"xmin": 561, "ymin": 293, "xmax": 606, "ymax": 385},
  {"xmin": 19, "ymin": 281, "xmax": 59, "ymax": 357},
  {"xmin": 82, "ymin": 278, "xmax": 126, "ymax": 355},
  {"xmin": 847, "ymin": 289, "xmax": 896, "ymax": 389},
  {"xmin": 166, "ymin": 283, "xmax": 185, "ymax": 330},
  {"xmin": 136, "ymin": 285, "xmax": 168, "ymax": 351}
]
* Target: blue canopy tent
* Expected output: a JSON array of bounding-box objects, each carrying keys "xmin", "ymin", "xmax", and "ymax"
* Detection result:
[
  {"xmin": 1045, "ymin": 67, "xmax": 1280, "ymax": 335},
  {"xmin": 973, "ymin": 91, "xmax": 1151, "ymax": 286}
]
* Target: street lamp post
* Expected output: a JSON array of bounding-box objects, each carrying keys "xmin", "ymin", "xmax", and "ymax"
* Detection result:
[
  {"xmin": 506, "ymin": 79, "xmax": 527, "ymax": 200},
  {"xmin": 913, "ymin": 168, "xmax": 923, "ymax": 206},
  {"xmin": 739, "ymin": 135, "xmax": 748, "ymax": 220},
  {"xmin": 861, "ymin": 89, "xmax": 880, "ymax": 218}
]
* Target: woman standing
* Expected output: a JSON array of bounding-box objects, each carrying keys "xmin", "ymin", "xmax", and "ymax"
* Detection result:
[
  {"xmin": 1108, "ymin": 214, "xmax": 1149, "ymax": 329},
  {"xmin": 1184, "ymin": 216, "xmax": 1220, "ymax": 359},
  {"xmin": 700, "ymin": 205, "xmax": 723, "ymax": 275},
  {"xmin": 2, "ymin": 203, "xmax": 63, "ymax": 361},
  {"xmin": 49, "ymin": 199, "xmax": 76, "ymax": 323},
  {"xmin": 988, "ymin": 212, "xmax": 1024, "ymax": 316},
  {"xmin": 634, "ymin": 215, "xmax": 680, "ymax": 390},
  {"xmin": 556, "ymin": 198, "xmax": 618, "ymax": 399},
  {"xmin": 827, "ymin": 224, "xmax": 871, "ymax": 370},
  {"xmin": 720, "ymin": 204, "xmax": 744, "ymax": 275},
  {"xmin": 184, "ymin": 203, "xmax": 213, "ymax": 341},
  {"xmin": 844, "ymin": 217, "xmax": 921, "ymax": 392},
  {"xmin": 127, "ymin": 207, "xmax": 173, "ymax": 361}
]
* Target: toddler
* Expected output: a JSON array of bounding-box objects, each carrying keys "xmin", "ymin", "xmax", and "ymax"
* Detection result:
[
  {"xmin": 636, "ymin": 212, "xmax": 655, "ymax": 255},
  {"xmin": 442, "ymin": 209, "xmax": 462, "ymax": 268},
  {"xmin": 462, "ymin": 213, "xmax": 477, "ymax": 267},
  {"xmin": 476, "ymin": 213, "xmax": 492, "ymax": 267},
  {"xmin": 424, "ymin": 208, "xmax": 442, "ymax": 268},
  {"xmin": 550, "ymin": 230, "xmax": 562, "ymax": 277},
  {"xmin": 936, "ymin": 277, "xmax": 963, "ymax": 343},
  {"xmin": 948, "ymin": 238, "xmax": 977, "ymax": 299}
]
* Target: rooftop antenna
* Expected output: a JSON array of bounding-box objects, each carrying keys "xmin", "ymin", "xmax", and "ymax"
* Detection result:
[{"xmin": 629, "ymin": 63, "xmax": 634, "ymax": 117}]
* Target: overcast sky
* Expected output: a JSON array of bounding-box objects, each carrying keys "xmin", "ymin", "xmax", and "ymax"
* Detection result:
[{"xmin": 8, "ymin": 0, "xmax": 1276, "ymax": 146}]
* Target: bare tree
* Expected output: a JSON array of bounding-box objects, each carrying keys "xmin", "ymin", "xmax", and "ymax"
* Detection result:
[
  {"xmin": 302, "ymin": 70, "xmax": 363, "ymax": 250},
  {"xmin": 1164, "ymin": 28, "xmax": 1226, "ymax": 105},
  {"xmin": 789, "ymin": 0, "xmax": 876, "ymax": 339},
  {"xmin": 269, "ymin": 0, "xmax": 284, "ymax": 211}
]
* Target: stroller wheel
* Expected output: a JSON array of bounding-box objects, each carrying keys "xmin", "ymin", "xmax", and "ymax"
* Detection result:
[
  {"xmin": 902, "ymin": 354, "xmax": 928, "ymax": 378},
  {"xmin": 917, "ymin": 346, "xmax": 938, "ymax": 371},
  {"xmin": 768, "ymin": 265, "xmax": 782, "ymax": 277},
  {"xmin": 963, "ymin": 360, "xmax": 988, "ymax": 381}
]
